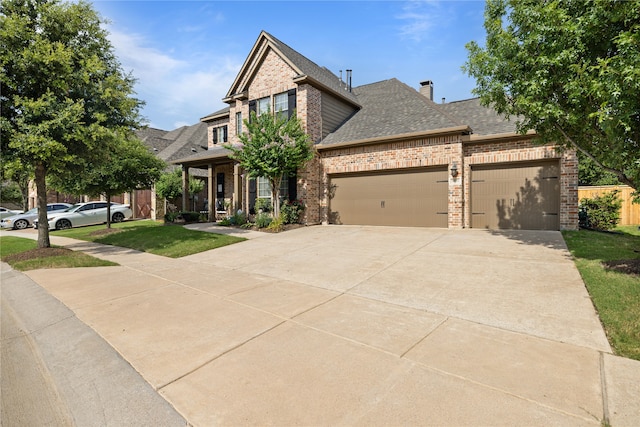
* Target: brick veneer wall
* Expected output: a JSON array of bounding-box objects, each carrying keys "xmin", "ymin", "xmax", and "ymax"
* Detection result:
[
  {"xmin": 316, "ymin": 134, "xmax": 578, "ymax": 230},
  {"xmin": 213, "ymin": 47, "xmax": 324, "ymax": 220},
  {"xmin": 318, "ymin": 134, "xmax": 464, "ymax": 226}
]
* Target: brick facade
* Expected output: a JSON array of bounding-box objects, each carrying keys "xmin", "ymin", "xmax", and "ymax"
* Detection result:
[{"xmin": 181, "ymin": 32, "xmax": 579, "ymax": 230}]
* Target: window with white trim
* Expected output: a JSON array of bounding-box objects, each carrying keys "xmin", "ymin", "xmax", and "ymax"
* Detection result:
[
  {"xmin": 274, "ymin": 92, "xmax": 288, "ymax": 119},
  {"xmin": 256, "ymin": 176, "xmax": 289, "ymax": 199},
  {"xmin": 212, "ymin": 125, "xmax": 228, "ymax": 144},
  {"xmin": 256, "ymin": 97, "xmax": 270, "ymax": 116},
  {"xmin": 236, "ymin": 112, "xmax": 242, "ymax": 135},
  {"xmin": 257, "ymin": 176, "xmax": 271, "ymax": 198}
]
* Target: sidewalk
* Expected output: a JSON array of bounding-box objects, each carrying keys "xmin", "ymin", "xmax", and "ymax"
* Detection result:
[
  {"xmin": 2, "ymin": 226, "xmax": 639, "ymax": 426},
  {"xmin": 1, "ymin": 262, "xmax": 187, "ymax": 426}
]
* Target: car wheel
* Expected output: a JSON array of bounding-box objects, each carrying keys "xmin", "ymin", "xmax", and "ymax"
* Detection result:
[
  {"xmin": 14, "ymin": 219, "xmax": 29, "ymax": 230},
  {"xmin": 112, "ymin": 212, "xmax": 125, "ymax": 223},
  {"xmin": 56, "ymin": 219, "xmax": 72, "ymax": 230}
]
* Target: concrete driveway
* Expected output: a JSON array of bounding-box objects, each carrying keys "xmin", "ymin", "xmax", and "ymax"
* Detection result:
[{"xmin": 4, "ymin": 225, "xmax": 640, "ymax": 426}]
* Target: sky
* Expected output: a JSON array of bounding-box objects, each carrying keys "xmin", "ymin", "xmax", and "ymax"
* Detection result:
[{"xmin": 91, "ymin": 0, "xmax": 488, "ymax": 131}]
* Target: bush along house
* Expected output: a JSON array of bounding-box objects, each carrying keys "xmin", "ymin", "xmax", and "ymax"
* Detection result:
[{"xmin": 172, "ymin": 31, "xmax": 578, "ymax": 230}]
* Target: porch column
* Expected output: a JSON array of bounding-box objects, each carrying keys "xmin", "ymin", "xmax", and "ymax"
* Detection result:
[
  {"xmin": 233, "ymin": 163, "xmax": 242, "ymax": 213},
  {"xmin": 208, "ymin": 164, "xmax": 215, "ymax": 222},
  {"xmin": 182, "ymin": 166, "xmax": 189, "ymax": 211}
]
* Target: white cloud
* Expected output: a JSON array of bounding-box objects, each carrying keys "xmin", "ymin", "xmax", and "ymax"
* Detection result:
[
  {"xmin": 106, "ymin": 28, "xmax": 241, "ymax": 130},
  {"xmin": 396, "ymin": 0, "xmax": 443, "ymax": 42}
]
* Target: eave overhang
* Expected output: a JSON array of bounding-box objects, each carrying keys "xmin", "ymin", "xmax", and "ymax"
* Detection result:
[
  {"xmin": 171, "ymin": 149, "xmax": 234, "ymax": 169},
  {"xmin": 466, "ymin": 129, "xmax": 537, "ymax": 144},
  {"xmin": 292, "ymin": 74, "xmax": 361, "ymax": 109},
  {"xmin": 316, "ymin": 125, "xmax": 472, "ymax": 151}
]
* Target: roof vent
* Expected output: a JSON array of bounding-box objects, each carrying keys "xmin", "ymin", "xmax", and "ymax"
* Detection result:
[{"xmin": 420, "ymin": 80, "xmax": 434, "ymax": 101}]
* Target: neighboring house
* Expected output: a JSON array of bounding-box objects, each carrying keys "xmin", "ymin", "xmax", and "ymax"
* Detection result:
[
  {"xmin": 135, "ymin": 124, "xmax": 209, "ymax": 218},
  {"xmin": 173, "ymin": 31, "xmax": 578, "ymax": 230},
  {"xmin": 25, "ymin": 125, "xmax": 209, "ymax": 219}
]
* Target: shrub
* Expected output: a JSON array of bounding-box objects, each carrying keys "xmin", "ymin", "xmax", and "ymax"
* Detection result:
[
  {"xmin": 267, "ymin": 215, "xmax": 284, "ymax": 232},
  {"xmin": 254, "ymin": 198, "xmax": 272, "ymax": 213},
  {"xmin": 164, "ymin": 211, "xmax": 180, "ymax": 223},
  {"xmin": 230, "ymin": 211, "xmax": 247, "ymax": 225},
  {"xmin": 280, "ymin": 199, "xmax": 305, "ymax": 224},
  {"xmin": 255, "ymin": 212, "xmax": 272, "ymax": 228},
  {"xmin": 579, "ymin": 190, "xmax": 622, "ymax": 230}
]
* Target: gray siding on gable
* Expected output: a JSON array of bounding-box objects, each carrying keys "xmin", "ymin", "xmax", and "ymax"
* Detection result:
[{"xmin": 321, "ymin": 92, "xmax": 357, "ymax": 138}]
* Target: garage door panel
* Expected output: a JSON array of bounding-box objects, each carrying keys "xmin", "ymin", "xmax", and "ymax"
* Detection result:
[
  {"xmin": 329, "ymin": 168, "xmax": 448, "ymax": 227},
  {"xmin": 471, "ymin": 162, "xmax": 560, "ymax": 230}
]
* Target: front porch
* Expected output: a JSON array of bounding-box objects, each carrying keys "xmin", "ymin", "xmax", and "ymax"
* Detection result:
[{"xmin": 172, "ymin": 148, "xmax": 244, "ymax": 222}]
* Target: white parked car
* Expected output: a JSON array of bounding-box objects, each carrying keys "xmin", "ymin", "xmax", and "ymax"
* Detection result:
[
  {"xmin": 1, "ymin": 203, "xmax": 72, "ymax": 230},
  {"xmin": 0, "ymin": 206, "xmax": 23, "ymax": 220},
  {"xmin": 33, "ymin": 202, "xmax": 133, "ymax": 230}
]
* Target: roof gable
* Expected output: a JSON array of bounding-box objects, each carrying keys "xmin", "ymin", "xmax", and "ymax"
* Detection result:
[{"xmin": 225, "ymin": 31, "xmax": 359, "ymax": 107}]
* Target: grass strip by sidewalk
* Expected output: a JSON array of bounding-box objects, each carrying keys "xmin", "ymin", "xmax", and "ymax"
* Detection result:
[
  {"xmin": 0, "ymin": 236, "xmax": 117, "ymax": 271},
  {"xmin": 55, "ymin": 220, "xmax": 246, "ymax": 258},
  {"xmin": 562, "ymin": 225, "xmax": 640, "ymax": 361}
]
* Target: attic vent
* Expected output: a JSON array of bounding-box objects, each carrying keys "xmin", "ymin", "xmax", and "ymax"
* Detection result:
[{"xmin": 419, "ymin": 80, "xmax": 434, "ymax": 101}]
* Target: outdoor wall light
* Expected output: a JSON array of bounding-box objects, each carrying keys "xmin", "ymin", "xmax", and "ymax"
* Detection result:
[{"xmin": 451, "ymin": 162, "xmax": 459, "ymax": 178}]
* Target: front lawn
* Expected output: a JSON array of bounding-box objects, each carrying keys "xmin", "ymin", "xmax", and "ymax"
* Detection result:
[
  {"xmin": 0, "ymin": 236, "xmax": 117, "ymax": 271},
  {"xmin": 53, "ymin": 220, "xmax": 246, "ymax": 258},
  {"xmin": 563, "ymin": 226, "xmax": 640, "ymax": 360}
]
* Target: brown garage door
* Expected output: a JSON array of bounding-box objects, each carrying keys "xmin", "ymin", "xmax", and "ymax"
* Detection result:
[
  {"xmin": 329, "ymin": 168, "xmax": 448, "ymax": 227},
  {"xmin": 471, "ymin": 161, "xmax": 560, "ymax": 230}
]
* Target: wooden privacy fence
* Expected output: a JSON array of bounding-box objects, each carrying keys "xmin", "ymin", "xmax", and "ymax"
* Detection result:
[{"xmin": 578, "ymin": 185, "xmax": 640, "ymax": 225}]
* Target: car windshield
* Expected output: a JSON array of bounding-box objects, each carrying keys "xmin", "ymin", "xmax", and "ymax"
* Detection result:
[
  {"xmin": 63, "ymin": 204, "xmax": 82, "ymax": 213},
  {"xmin": 24, "ymin": 208, "xmax": 38, "ymax": 214}
]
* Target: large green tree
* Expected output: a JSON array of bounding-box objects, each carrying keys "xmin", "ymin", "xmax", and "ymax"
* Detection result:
[
  {"xmin": 0, "ymin": 0, "xmax": 143, "ymax": 247},
  {"xmin": 465, "ymin": 0, "xmax": 640, "ymax": 195},
  {"xmin": 224, "ymin": 110, "xmax": 313, "ymax": 218}
]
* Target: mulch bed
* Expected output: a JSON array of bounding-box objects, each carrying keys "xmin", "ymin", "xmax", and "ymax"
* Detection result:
[
  {"xmin": 602, "ymin": 259, "xmax": 640, "ymax": 276},
  {"xmin": 4, "ymin": 248, "xmax": 73, "ymax": 262}
]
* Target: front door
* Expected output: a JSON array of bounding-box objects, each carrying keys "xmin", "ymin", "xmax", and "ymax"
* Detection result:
[{"xmin": 216, "ymin": 173, "xmax": 225, "ymax": 211}]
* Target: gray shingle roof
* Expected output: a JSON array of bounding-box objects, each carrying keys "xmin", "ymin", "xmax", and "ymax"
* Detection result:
[
  {"xmin": 201, "ymin": 106, "xmax": 230, "ymax": 122},
  {"xmin": 438, "ymin": 98, "xmax": 517, "ymax": 136},
  {"xmin": 321, "ymin": 79, "xmax": 461, "ymax": 145},
  {"xmin": 135, "ymin": 122, "xmax": 209, "ymax": 176},
  {"xmin": 263, "ymin": 32, "xmax": 359, "ymax": 106}
]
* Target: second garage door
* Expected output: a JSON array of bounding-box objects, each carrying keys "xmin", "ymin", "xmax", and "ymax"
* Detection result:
[
  {"xmin": 329, "ymin": 168, "xmax": 448, "ymax": 227},
  {"xmin": 471, "ymin": 161, "xmax": 560, "ymax": 230}
]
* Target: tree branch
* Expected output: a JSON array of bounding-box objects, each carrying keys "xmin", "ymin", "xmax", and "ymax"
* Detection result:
[{"xmin": 555, "ymin": 124, "xmax": 634, "ymax": 187}]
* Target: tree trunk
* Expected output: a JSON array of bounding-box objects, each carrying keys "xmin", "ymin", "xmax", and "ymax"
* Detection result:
[
  {"xmin": 35, "ymin": 162, "xmax": 50, "ymax": 248},
  {"xmin": 270, "ymin": 176, "xmax": 282, "ymax": 218},
  {"xmin": 19, "ymin": 177, "xmax": 29, "ymax": 212},
  {"xmin": 106, "ymin": 193, "xmax": 112, "ymax": 228}
]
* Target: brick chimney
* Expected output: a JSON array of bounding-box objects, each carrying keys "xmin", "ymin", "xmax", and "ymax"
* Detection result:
[{"xmin": 419, "ymin": 80, "xmax": 434, "ymax": 101}]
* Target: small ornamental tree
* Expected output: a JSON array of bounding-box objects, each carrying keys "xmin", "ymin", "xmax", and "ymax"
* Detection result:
[
  {"xmin": 52, "ymin": 135, "xmax": 165, "ymax": 228},
  {"xmin": 465, "ymin": 0, "xmax": 640, "ymax": 197},
  {"xmin": 224, "ymin": 110, "xmax": 314, "ymax": 218},
  {"xmin": 156, "ymin": 168, "xmax": 205, "ymax": 212}
]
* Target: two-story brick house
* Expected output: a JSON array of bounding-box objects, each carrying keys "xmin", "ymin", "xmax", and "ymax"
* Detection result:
[{"xmin": 173, "ymin": 31, "xmax": 578, "ymax": 230}]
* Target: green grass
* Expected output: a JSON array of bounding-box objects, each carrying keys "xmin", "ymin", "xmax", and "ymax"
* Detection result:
[
  {"xmin": 0, "ymin": 236, "xmax": 117, "ymax": 271},
  {"xmin": 53, "ymin": 220, "xmax": 246, "ymax": 258},
  {"xmin": 562, "ymin": 226, "xmax": 640, "ymax": 360}
]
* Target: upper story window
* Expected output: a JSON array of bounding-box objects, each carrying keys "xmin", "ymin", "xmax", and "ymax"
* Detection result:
[
  {"xmin": 236, "ymin": 112, "xmax": 242, "ymax": 135},
  {"xmin": 274, "ymin": 92, "xmax": 288, "ymax": 119},
  {"xmin": 212, "ymin": 125, "xmax": 228, "ymax": 144},
  {"xmin": 256, "ymin": 97, "xmax": 270, "ymax": 116},
  {"xmin": 248, "ymin": 89, "xmax": 296, "ymax": 122}
]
